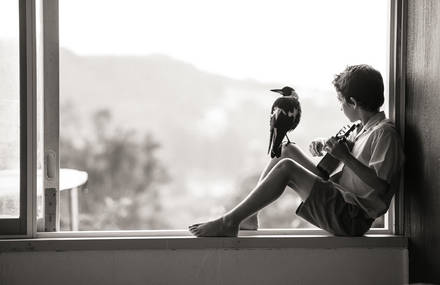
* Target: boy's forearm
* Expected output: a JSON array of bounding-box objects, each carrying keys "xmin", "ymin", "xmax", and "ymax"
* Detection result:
[{"xmin": 341, "ymin": 153, "xmax": 389, "ymax": 194}]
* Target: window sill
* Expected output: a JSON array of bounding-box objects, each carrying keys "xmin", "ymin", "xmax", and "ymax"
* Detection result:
[{"xmin": 0, "ymin": 234, "xmax": 407, "ymax": 253}]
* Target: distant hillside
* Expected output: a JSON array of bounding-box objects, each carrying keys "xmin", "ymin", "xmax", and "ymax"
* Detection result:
[
  {"xmin": 1, "ymin": 40, "xmax": 347, "ymax": 198},
  {"xmin": 59, "ymin": 48, "xmax": 346, "ymax": 180}
]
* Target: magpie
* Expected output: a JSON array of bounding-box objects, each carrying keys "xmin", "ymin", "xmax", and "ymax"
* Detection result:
[{"xmin": 268, "ymin": 86, "xmax": 301, "ymax": 158}]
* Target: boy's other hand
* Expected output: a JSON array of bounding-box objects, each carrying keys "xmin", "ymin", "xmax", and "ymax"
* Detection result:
[
  {"xmin": 324, "ymin": 137, "xmax": 350, "ymax": 161},
  {"xmin": 309, "ymin": 138, "xmax": 327, "ymax": 157}
]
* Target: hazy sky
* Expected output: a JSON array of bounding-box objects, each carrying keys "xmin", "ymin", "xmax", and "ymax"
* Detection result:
[
  {"xmin": 1, "ymin": 0, "xmax": 389, "ymax": 87},
  {"xmin": 58, "ymin": 0, "xmax": 389, "ymax": 87}
]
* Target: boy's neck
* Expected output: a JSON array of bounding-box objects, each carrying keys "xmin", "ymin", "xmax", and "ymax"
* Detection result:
[{"xmin": 359, "ymin": 110, "xmax": 380, "ymax": 126}]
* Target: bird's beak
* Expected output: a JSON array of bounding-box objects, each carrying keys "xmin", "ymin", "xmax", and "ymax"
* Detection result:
[{"xmin": 270, "ymin": 89, "xmax": 283, "ymax": 94}]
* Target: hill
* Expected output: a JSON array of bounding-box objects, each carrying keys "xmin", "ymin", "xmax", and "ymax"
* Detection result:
[{"xmin": 59, "ymin": 49, "xmax": 345, "ymax": 180}]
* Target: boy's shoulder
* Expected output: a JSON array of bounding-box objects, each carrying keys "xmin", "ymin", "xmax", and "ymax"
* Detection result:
[
  {"xmin": 372, "ymin": 119, "xmax": 399, "ymax": 136},
  {"xmin": 370, "ymin": 119, "xmax": 404, "ymax": 150}
]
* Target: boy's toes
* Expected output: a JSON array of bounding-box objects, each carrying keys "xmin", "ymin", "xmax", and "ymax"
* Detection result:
[
  {"xmin": 189, "ymin": 224, "xmax": 202, "ymax": 234},
  {"xmin": 189, "ymin": 224, "xmax": 201, "ymax": 230}
]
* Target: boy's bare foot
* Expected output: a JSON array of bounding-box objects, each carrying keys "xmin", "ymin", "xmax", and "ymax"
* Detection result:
[{"xmin": 188, "ymin": 217, "xmax": 239, "ymax": 237}]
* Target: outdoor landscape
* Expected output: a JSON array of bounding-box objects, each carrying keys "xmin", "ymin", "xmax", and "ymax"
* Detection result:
[
  {"xmin": 57, "ymin": 47, "xmax": 351, "ymax": 230},
  {"xmin": 0, "ymin": 38, "xmax": 387, "ymax": 230}
]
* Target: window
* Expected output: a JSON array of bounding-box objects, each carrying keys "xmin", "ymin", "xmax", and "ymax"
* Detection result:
[
  {"xmin": 0, "ymin": 0, "xmax": 36, "ymax": 236},
  {"xmin": 1, "ymin": 0, "xmax": 402, "ymax": 237},
  {"xmin": 47, "ymin": 0, "xmax": 392, "ymax": 233},
  {"xmin": 0, "ymin": 1, "xmax": 20, "ymax": 221}
]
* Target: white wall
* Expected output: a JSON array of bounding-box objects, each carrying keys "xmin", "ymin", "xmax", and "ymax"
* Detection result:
[{"xmin": 0, "ymin": 247, "xmax": 407, "ymax": 285}]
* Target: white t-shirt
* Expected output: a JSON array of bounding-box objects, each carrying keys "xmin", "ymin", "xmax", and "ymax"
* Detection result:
[{"xmin": 333, "ymin": 111, "xmax": 405, "ymax": 218}]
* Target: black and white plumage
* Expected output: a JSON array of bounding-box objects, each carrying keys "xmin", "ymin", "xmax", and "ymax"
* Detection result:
[{"xmin": 268, "ymin": 86, "xmax": 301, "ymax": 158}]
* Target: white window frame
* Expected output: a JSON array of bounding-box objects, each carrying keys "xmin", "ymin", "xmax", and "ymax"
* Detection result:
[{"xmin": 17, "ymin": 0, "xmax": 405, "ymax": 239}]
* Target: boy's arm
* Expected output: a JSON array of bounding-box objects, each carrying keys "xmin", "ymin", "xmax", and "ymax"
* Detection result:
[
  {"xmin": 341, "ymin": 153, "xmax": 389, "ymax": 195},
  {"xmin": 325, "ymin": 137, "xmax": 389, "ymax": 195}
]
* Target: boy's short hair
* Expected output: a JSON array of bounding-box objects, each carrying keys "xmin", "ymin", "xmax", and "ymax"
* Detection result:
[{"xmin": 332, "ymin": 64, "xmax": 384, "ymax": 112}]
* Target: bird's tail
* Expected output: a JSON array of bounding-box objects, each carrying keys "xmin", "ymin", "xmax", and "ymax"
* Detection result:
[
  {"xmin": 268, "ymin": 128, "xmax": 274, "ymax": 155},
  {"xmin": 270, "ymin": 128, "xmax": 285, "ymax": 158}
]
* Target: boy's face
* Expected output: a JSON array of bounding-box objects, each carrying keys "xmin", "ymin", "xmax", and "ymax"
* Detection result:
[{"xmin": 337, "ymin": 92, "xmax": 357, "ymax": 122}]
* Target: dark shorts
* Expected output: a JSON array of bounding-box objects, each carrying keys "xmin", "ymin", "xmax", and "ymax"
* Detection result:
[{"xmin": 296, "ymin": 179, "xmax": 374, "ymax": 236}]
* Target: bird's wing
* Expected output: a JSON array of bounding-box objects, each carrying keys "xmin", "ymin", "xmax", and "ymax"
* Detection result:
[
  {"xmin": 268, "ymin": 127, "xmax": 274, "ymax": 155},
  {"xmin": 269, "ymin": 110, "xmax": 291, "ymax": 158},
  {"xmin": 268, "ymin": 128, "xmax": 278, "ymax": 157},
  {"xmin": 267, "ymin": 108, "xmax": 278, "ymax": 155}
]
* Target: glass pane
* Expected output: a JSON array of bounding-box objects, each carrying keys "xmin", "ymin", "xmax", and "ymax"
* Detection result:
[
  {"xmin": 0, "ymin": 1, "xmax": 20, "ymax": 218},
  {"xmin": 59, "ymin": 0, "xmax": 389, "ymax": 230},
  {"xmin": 36, "ymin": 0, "xmax": 45, "ymax": 229}
]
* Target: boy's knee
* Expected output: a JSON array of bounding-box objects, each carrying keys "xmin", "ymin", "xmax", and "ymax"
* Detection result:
[
  {"xmin": 276, "ymin": 158, "xmax": 298, "ymax": 172},
  {"xmin": 281, "ymin": 143, "xmax": 300, "ymax": 157}
]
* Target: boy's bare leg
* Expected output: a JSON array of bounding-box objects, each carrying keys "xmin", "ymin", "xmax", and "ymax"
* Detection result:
[
  {"xmin": 189, "ymin": 158, "xmax": 318, "ymax": 237},
  {"xmin": 240, "ymin": 143, "xmax": 321, "ymax": 230}
]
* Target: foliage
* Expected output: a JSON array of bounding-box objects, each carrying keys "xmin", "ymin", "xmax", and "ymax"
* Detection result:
[{"xmin": 60, "ymin": 104, "xmax": 170, "ymax": 230}]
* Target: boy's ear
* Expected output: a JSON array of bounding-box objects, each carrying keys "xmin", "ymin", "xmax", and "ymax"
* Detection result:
[{"xmin": 349, "ymin": 97, "xmax": 358, "ymax": 108}]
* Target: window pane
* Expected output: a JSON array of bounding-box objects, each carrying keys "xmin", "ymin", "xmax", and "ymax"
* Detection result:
[
  {"xmin": 36, "ymin": 0, "xmax": 45, "ymax": 229},
  {"xmin": 0, "ymin": 1, "xmax": 20, "ymax": 218},
  {"xmin": 59, "ymin": 0, "xmax": 389, "ymax": 230}
]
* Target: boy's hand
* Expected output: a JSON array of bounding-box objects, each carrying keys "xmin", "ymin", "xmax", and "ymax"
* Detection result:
[
  {"xmin": 324, "ymin": 137, "xmax": 351, "ymax": 161},
  {"xmin": 309, "ymin": 138, "xmax": 327, "ymax": 157}
]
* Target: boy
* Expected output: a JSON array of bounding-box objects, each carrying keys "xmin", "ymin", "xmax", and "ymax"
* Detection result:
[{"xmin": 189, "ymin": 64, "xmax": 404, "ymax": 237}]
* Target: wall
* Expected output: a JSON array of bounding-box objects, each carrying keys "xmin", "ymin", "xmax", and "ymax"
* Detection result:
[
  {"xmin": 0, "ymin": 247, "xmax": 407, "ymax": 285},
  {"xmin": 404, "ymin": 0, "xmax": 440, "ymax": 283}
]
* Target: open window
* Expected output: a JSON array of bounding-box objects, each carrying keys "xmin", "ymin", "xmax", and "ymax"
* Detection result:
[
  {"xmin": 1, "ymin": 0, "xmax": 404, "ymax": 237},
  {"xmin": 36, "ymin": 0, "xmax": 394, "ymax": 235}
]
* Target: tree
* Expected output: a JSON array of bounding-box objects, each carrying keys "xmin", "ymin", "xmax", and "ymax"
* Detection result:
[{"xmin": 60, "ymin": 102, "xmax": 170, "ymax": 230}]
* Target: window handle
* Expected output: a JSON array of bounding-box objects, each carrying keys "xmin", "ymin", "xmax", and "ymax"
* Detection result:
[{"xmin": 46, "ymin": 150, "xmax": 56, "ymax": 180}]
